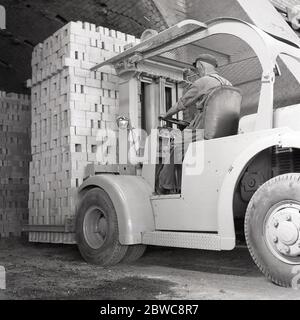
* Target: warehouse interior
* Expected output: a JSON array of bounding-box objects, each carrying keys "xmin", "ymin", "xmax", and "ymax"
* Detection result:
[
  {"xmin": 1, "ymin": 0, "xmax": 300, "ymax": 300},
  {"xmin": 0, "ymin": 0, "xmax": 299, "ymax": 239}
]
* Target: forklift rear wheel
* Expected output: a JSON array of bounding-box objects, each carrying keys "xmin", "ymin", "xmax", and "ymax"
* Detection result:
[
  {"xmin": 76, "ymin": 188, "xmax": 128, "ymax": 266},
  {"xmin": 122, "ymin": 245, "xmax": 147, "ymax": 263},
  {"xmin": 245, "ymin": 173, "xmax": 300, "ymax": 287}
]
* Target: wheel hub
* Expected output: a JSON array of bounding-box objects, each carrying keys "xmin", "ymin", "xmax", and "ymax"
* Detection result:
[
  {"xmin": 265, "ymin": 202, "xmax": 300, "ymax": 263},
  {"xmin": 277, "ymin": 221, "xmax": 298, "ymax": 246},
  {"xmin": 83, "ymin": 206, "xmax": 108, "ymax": 250}
]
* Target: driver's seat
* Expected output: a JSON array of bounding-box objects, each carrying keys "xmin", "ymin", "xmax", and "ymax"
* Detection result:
[{"xmin": 202, "ymin": 86, "xmax": 242, "ymax": 140}]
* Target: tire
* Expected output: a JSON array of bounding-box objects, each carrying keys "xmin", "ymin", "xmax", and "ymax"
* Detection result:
[
  {"xmin": 122, "ymin": 245, "xmax": 147, "ymax": 264},
  {"xmin": 245, "ymin": 173, "xmax": 300, "ymax": 287},
  {"xmin": 76, "ymin": 188, "xmax": 128, "ymax": 266}
]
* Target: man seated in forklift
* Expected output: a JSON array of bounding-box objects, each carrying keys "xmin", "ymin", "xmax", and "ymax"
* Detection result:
[{"xmin": 158, "ymin": 54, "xmax": 232, "ymax": 194}]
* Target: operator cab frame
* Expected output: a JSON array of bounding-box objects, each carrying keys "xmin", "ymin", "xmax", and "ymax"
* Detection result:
[{"xmin": 91, "ymin": 17, "xmax": 300, "ymax": 194}]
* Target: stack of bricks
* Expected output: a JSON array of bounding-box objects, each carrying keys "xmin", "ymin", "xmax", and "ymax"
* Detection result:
[
  {"xmin": 28, "ymin": 21, "xmax": 139, "ymax": 243},
  {"xmin": 0, "ymin": 91, "xmax": 31, "ymax": 238}
]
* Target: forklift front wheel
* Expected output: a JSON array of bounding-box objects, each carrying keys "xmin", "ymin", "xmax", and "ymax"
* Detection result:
[
  {"xmin": 76, "ymin": 188, "xmax": 128, "ymax": 266},
  {"xmin": 245, "ymin": 173, "xmax": 300, "ymax": 287},
  {"xmin": 122, "ymin": 245, "xmax": 147, "ymax": 264}
]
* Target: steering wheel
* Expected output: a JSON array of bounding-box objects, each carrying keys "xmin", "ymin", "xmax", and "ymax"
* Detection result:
[{"xmin": 159, "ymin": 116, "xmax": 190, "ymax": 129}]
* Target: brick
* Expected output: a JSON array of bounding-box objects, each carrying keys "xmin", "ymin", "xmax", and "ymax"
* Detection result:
[
  {"xmin": 0, "ymin": 91, "xmax": 31, "ymax": 238},
  {"xmin": 29, "ymin": 20, "xmax": 140, "ymax": 243}
]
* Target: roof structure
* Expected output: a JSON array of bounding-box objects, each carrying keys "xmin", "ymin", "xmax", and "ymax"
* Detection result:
[{"xmin": 0, "ymin": 0, "xmax": 299, "ymax": 93}]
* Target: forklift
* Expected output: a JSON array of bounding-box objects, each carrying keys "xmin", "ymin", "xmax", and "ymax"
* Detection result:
[{"xmin": 76, "ymin": 17, "xmax": 300, "ymax": 287}]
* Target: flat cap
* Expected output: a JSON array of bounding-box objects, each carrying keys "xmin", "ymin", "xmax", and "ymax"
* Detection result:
[{"xmin": 193, "ymin": 54, "xmax": 218, "ymax": 68}]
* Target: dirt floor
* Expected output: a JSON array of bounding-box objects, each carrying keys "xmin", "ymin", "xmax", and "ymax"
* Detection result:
[{"xmin": 0, "ymin": 239, "xmax": 299, "ymax": 300}]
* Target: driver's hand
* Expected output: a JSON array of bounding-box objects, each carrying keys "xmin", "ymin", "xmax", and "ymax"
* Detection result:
[{"xmin": 159, "ymin": 114, "xmax": 167, "ymax": 121}]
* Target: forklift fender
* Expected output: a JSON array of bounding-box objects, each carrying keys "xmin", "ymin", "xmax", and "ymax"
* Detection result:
[
  {"xmin": 218, "ymin": 130, "xmax": 300, "ymax": 249},
  {"xmin": 78, "ymin": 175, "xmax": 155, "ymax": 245}
]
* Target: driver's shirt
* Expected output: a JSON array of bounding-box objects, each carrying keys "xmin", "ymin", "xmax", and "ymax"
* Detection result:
[{"xmin": 177, "ymin": 73, "xmax": 232, "ymax": 123}]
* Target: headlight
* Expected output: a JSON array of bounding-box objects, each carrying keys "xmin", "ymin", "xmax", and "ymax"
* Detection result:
[{"xmin": 116, "ymin": 116, "xmax": 130, "ymax": 130}]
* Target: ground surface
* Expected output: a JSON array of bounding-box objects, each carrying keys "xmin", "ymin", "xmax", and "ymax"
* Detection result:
[{"xmin": 0, "ymin": 239, "xmax": 299, "ymax": 300}]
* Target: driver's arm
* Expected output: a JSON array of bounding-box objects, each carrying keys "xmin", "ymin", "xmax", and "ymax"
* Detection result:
[
  {"xmin": 164, "ymin": 80, "xmax": 205, "ymax": 118},
  {"xmin": 164, "ymin": 103, "xmax": 182, "ymax": 118}
]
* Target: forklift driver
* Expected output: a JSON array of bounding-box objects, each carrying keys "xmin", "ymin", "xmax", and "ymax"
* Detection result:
[{"xmin": 158, "ymin": 54, "xmax": 232, "ymax": 194}]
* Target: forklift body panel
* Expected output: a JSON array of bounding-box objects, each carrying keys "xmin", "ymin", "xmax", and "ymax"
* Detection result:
[{"xmin": 79, "ymin": 174, "xmax": 155, "ymax": 244}]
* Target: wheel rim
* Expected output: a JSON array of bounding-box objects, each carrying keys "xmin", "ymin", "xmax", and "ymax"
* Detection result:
[
  {"xmin": 264, "ymin": 201, "xmax": 300, "ymax": 265},
  {"xmin": 83, "ymin": 206, "xmax": 108, "ymax": 250}
]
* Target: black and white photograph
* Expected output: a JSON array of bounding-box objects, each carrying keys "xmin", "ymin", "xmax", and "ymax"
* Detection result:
[{"xmin": 1, "ymin": 0, "xmax": 300, "ymax": 308}]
